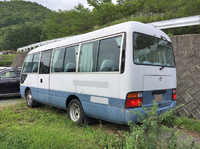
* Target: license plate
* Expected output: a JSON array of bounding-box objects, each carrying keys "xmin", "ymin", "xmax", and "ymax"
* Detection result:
[{"xmin": 154, "ymin": 94, "xmax": 163, "ymax": 102}]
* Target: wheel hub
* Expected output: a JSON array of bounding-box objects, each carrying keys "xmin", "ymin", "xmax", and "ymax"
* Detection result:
[{"xmin": 70, "ymin": 103, "xmax": 80, "ymax": 122}]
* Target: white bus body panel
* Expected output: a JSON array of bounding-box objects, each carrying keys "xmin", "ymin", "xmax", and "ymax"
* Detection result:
[
  {"xmin": 75, "ymin": 73, "xmax": 120, "ymax": 98},
  {"xmin": 22, "ymin": 74, "xmax": 39, "ymax": 99},
  {"xmin": 38, "ymin": 74, "xmax": 50, "ymax": 104}
]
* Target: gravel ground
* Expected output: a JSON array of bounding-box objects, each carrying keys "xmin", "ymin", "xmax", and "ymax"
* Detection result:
[
  {"xmin": 177, "ymin": 129, "xmax": 200, "ymax": 145},
  {"xmin": 0, "ymin": 97, "xmax": 23, "ymax": 108}
]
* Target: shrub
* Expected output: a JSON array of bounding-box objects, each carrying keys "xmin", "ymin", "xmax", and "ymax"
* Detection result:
[{"xmin": 119, "ymin": 102, "xmax": 200, "ymax": 149}]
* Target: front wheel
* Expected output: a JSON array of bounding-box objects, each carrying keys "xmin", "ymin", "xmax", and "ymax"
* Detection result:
[
  {"xmin": 26, "ymin": 90, "xmax": 37, "ymax": 108},
  {"xmin": 68, "ymin": 99, "xmax": 85, "ymax": 125}
]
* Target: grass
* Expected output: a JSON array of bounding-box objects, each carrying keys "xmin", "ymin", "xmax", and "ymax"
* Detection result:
[
  {"xmin": 1, "ymin": 99, "xmax": 200, "ymax": 148},
  {"xmin": 0, "ymin": 100, "xmax": 123, "ymax": 149},
  {"xmin": 0, "ymin": 54, "xmax": 16, "ymax": 67},
  {"xmin": 165, "ymin": 115, "xmax": 200, "ymax": 132}
]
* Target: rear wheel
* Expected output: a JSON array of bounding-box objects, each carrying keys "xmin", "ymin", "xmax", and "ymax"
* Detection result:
[
  {"xmin": 68, "ymin": 99, "xmax": 85, "ymax": 125},
  {"xmin": 26, "ymin": 90, "xmax": 37, "ymax": 108}
]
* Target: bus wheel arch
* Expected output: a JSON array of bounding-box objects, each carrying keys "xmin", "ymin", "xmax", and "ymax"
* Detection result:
[
  {"xmin": 25, "ymin": 87, "xmax": 31, "ymax": 97},
  {"xmin": 66, "ymin": 95, "xmax": 80, "ymax": 108}
]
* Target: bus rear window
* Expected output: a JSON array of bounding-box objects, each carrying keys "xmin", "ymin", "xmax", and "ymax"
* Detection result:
[{"xmin": 133, "ymin": 33, "xmax": 175, "ymax": 67}]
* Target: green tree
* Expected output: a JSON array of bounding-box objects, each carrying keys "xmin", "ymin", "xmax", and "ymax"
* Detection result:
[
  {"xmin": 117, "ymin": 0, "xmax": 133, "ymax": 5},
  {"xmin": 87, "ymin": 0, "xmax": 119, "ymax": 26},
  {"xmin": 41, "ymin": 4, "xmax": 95, "ymax": 40},
  {"xmin": 1, "ymin": 25, "xmax": 42, "ymax": 51},
  {"xmin": 120, "ymin": 1, "xmax": 137, "ymax": 16},
  {"xmin": 87, "ymin": 0, "xmax": 112, "ymax": 9},
  {"xmin": 0, "ymin": 1, "xmax": 52, "ymax": 51},
  {"xmin": 178, "ymin": 0, "xmax": 200, "ymax": 17}
]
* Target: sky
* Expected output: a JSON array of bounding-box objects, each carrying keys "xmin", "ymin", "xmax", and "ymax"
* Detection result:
[{"xmin": 1, "ymin": 0, "xmax": 117, "ymax": 11}]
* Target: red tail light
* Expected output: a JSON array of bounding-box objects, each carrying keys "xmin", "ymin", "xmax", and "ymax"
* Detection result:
[
  {"xmin": 126, "ymin": 92, "xmax": 142, "ymax": 108},
  {"xmin": 172, "ymin": 89, "xmax": 176, "ymax": 100},
  {"xmin": 126, "ymin": 98, "xmax": 142, "ymax": 107}
]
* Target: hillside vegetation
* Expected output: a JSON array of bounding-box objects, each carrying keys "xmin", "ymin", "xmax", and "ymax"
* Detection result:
[
  {"xmin": 0, "ymin": 54, "xmax": 16, "ymax": 67},
  {"xmin": 0, "ymin": 1, "xmax": 52, "ymax": 51},
  {"xmin": 0, "ymin": 0, "xmax": 200, "ymax": 51}
]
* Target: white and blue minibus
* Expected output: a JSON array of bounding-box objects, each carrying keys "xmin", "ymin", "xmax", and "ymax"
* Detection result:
[{"xmin": 20, "ymin": 21, "xmax": 176, "ymax": 124}]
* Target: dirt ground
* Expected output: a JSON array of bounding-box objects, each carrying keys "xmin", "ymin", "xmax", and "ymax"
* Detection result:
[{"xmin": 91, "ymin": 120, "xmax": 130, "ymax": 134}]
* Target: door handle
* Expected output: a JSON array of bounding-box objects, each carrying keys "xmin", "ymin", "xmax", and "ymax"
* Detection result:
[
  {"xmin": 10, "ymin": 80, "xmax": 16, "ymax": 82},
  {"xmin": 40, "ymin": 78, "xmax": 43, "ymax": 83}
]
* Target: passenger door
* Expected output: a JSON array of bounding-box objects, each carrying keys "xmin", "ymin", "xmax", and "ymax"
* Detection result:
[{"xmin": 38, "ymin": 50, "xmax": 52, "ymax": 105}]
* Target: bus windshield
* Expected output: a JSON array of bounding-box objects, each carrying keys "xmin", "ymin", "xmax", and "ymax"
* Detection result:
[{"xmin": 133, "ymin": 32, "xmax": 175, "ymax": 68}]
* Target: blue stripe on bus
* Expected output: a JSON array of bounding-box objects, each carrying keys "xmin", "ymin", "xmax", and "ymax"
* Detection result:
[
  {"xmin": 20, "ymin": 85, "xmax": 126, "ymax": 123},
  {"xmin": 20, "ymin": 86, "xmax": 176, "ymax": 124},
  {"xmin": 82, "ymin": 101, "xmax": 125, "ymax": 124},
  {"xmin": 21, "ymin": 85, "xmax": 125, "ymax": 108}
]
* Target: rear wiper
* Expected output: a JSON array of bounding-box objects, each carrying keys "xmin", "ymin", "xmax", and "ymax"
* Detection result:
[
  {"xmin": 160, "ymin": 56, "xmax": 172, "ymax": 70},
  {"xmin": 162, "ymin": 43, "xmax": 171, "ymax": 49},
  {"xmin": 161, "ymin": 35, "xmax": 168, "ymax": 41}
]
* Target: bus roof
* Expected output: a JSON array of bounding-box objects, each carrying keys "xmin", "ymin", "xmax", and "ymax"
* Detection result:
[{"xmin": 29, "ymin": 21, "xmax": 170, "ymax": 54}]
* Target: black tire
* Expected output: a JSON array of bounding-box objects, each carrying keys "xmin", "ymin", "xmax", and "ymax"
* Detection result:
[
  {"xmin": 67, "ymin": 99, "xmax": 85, "ymax": 125},
  {"xmin": 26, "ymin": 90, "xmax": 37, "ymax": 108}
]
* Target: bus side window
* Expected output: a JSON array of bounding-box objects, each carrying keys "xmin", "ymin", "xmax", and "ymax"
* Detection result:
[
  {"xmin": 64, "ymin": 45, "xmax": 79, "ymax": 72},
  {"xmin": 32, "ymin": 53, "xmax": 40, "ymax": 73},
  {"xmin": 78, "ymin": 41, "xmax": 98, "ymax": 72},
  {"xmin": 51, "ymin": 48, "xmax": 65, "ymax": 72},
  {"xmin": 97, "ymin": 35, "xmax": 122, "ymax": 72},
  {"xmin": 22, "ymin": 54, "xmax": 33, "ymax": 73},
  {"xmin": 39, "ymin": 50, "xmax": 52, "ymax": 74}
]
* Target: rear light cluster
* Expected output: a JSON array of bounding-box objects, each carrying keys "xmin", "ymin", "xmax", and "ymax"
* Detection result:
[
  {"xmin": 172, "ymin": 89, "xmax": 176, "ymax": 101},
  {"xmin": 126, "ymin": 92, "xmax": 143, "ymax": 108}
]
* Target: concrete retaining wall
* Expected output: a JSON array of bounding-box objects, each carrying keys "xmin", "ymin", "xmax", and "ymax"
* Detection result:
[
  {"xmin": 11, "ymin": 51, "xmax": 28, "ymax": 67},
  {"xmin": 170, "ymin": 34, "xmax": 200, "ymax": 119}
]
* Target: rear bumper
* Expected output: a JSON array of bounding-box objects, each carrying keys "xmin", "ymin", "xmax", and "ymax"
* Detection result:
[{"xmin": 124, "ymin": 101, "xmax": 176, "ymax": 124}]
